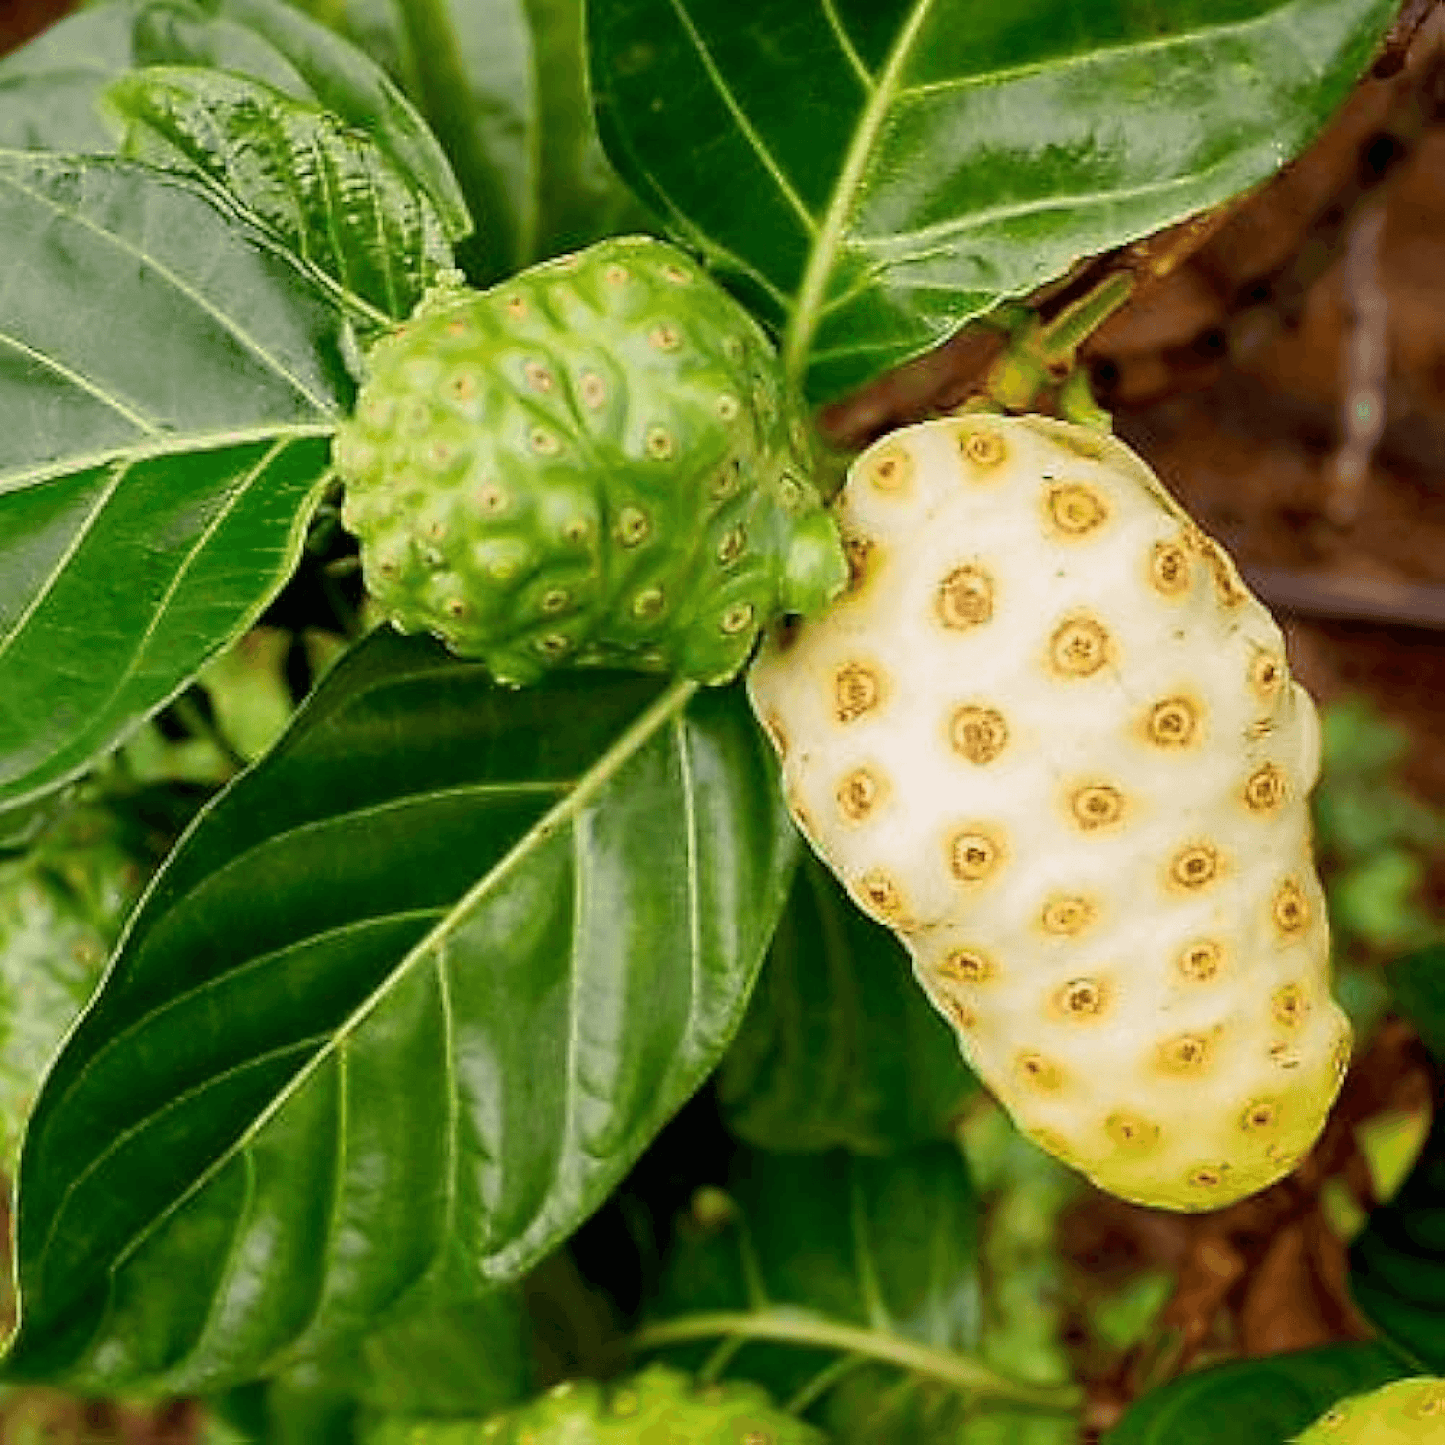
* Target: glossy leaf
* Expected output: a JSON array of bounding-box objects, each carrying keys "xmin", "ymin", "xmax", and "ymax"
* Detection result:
[
  {"xmin": 642, "ymin": 1144, "xmax": 1078, "ymax": 1435},
  {"xmin": 283, "ymin": 0, "xmax": 646, "ymax": 277},
  {"xmin": 0, "ymin": 151, "xmax": 347, "ymax": 813},
  {"xmin": 0, "ymin": 0, "xmax": 469, "ymax": 241},
  {"xmin": 590, "ymin": 0, "xmax": 1397, "ymax": 402},
  {"xmin": 107, "ymin": 66, "xmax": 453, "ymax": 320},
  {"xmin": 1349, "ymin": 1104, "xmax": 1445, "ymax": 1372},
  {"xmin": 719, "ymin": 853, "xmax": 978, "ymax": 1155},
  {"xmin": 6, "ymin": 630, "xmax": 798, "ymax": 1389},
  {"xmin": 1102, "ymin": 1341, "xmax": 1414, "ymax": 1444}
]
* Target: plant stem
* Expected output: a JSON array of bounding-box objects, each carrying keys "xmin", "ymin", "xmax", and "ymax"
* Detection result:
[{"xmin": 630, "ymin": 1311, "xmax": 1082, "ymax": 1413}]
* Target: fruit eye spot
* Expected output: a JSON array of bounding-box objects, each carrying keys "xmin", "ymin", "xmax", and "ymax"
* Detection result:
[
  {"xmin": 1331, "ymin": 1029, "xmax": 1352, "ymax": 1081},
  {"xmin": 710, "ymin": 457, "xmax": 743, "ymax": 500},
  {"xmin": 444, "ymin": 370, "xmax": 477, "ymax": 402},
  {"xmin": 504, "ymin": 295, "xmax": 527, "ymax": 318},
  {"xmin": 580, "ymin": 372, "xmax": 607, "ymax": 408},
  {"xmin": 1041, "ymin": 896, "xmax": 1095, "ymax": 936},
  {"xmin": 958, "ymin": 428, "xmax": 1007, "ymax": 469},
  {"xmin": 1272, "ymin": 879, "xmax": 1310, "ymax": 934},
  {"xmin": 867, "ymin": 444, "xmax": 913, "ymax": 492},
  {"xmin": 836, "ymin": 767, "xmax": 885, "ymax": 822},
  {"xmin": 720, "ymin": 601, "xmax": 755, "ymax": 634},
  {"xmin": 1055, "ymin": 977, "xmax": 1108, "ymax": 1018},
  {"xmin": 1240, "ymin": 1099, "xmax": 1279, "ymax": 1133},
  {"xmin": 631, "ymin": 586, "xmax": 665, "ymax": 619},
  {"xmin": 761, "ymin": 713, "xmax": 787, "ymax": 757},
  {"xmin": 1187, "ymin": 1164, "xmax": 1230, "ymax": 1190},
  {"xmin": 616, "ymin": 507, "xmax": 651, "ymax": 546},
  {"xmin": 475, "ymin": 483, "xmax": 509, "ymax": 514},
  {"xmin": 723, "ymin": 335, "xmax": 746, "ymax": 363},
  {"xmin": 645, "ymin": 426, "xmax": 676, "ymax": 460},
  {"xmin": 535, "ymin": 633, "xmax": 571, "ymax": 658},
  {"xmin": 1017, "ymin": 1052, "xmax": 1065, "ymax": 1091},
  {"xmin": 604, "ymin": 264, "xmax": 630, "ymax": 285},
  {"xmin": 1272, "ymin": 983, "xmax": 1309, "ymax": 1027},
  {"xmin": 1170, "ymin": 844, "xmax": 1221, "ymax": 889},
  {"xmin": 523, "ymin": 360, "xmax": 554, "ymax": 392},
  {"xmin": 1046, "ymin": 483, "xmax": 1108, "ymax": 535},
  {"xmin": 1147, "ymin": 696, "xmax": 1200, "ymax": 747},
  {"xmin": 1269, "ymin": 1041, "xmax": 1302, "ymax": 1069},
  {"xmin": 1105, "ymin": 1112, "xmax": 1159, "ymax": 1150},
  {"xmin": 443, "ymin": 598, "xmax": 466, "ymax": 618},
  {"xmin": 530, "ymin": 428, "xmax": 561, "ymax": 456},
  {"xmin": 937, "ymin": 565, "xmax": 994, "ymax": 629},
  {"xmin": 843, "ymin": 533, "xmax": 876, "ymax": 593},
  {"xmin": 1158, "ymin": 1033, "xmax": 1212, "ymax": 1074},
  {"xmin": 858, "ymin": 869, "xmax": 905, "ymax": 920},
  {"xmin": 1150, "ymin": 541, "xmax": 1192, "ymax": 595},
  {"xmin": 949, "ymin": 828, "xmax": 1004, "ymax": 882},
  {"xmin": 716, "ymin": 392, "xmax": 740, "ymax": 420},
  {"xmin": 1178, "ymin": 941, "xmax": 1222, "ymax": 981},
  {"xmin": 1250, "ymin": 651, "xmax": 1286, "ymax": 700},
  {"xmin": 562, "ymin": 517, "xmax": 591, "ymax": 544},
  {"xmin": 661, "ymin": 263, "xmax": 691, "ymax": 285},
  {"xmin": 1245, "ymin": 763, "xmax": 1287, "ymax": 812},
  {"xmin": 949, "ymin": 706, "xmax": 1009, "ymax": 764},
  {"xmin": 1049, "ymin": 616, "xmax": 1111, "ymax": 677},
  {"xmin": 835, "ymin": 663, "xmax": 883, "ymax": 722},
  {"xmin": 717, "ymin": 526, "xmax": 747, "ymax": 566},
  {"xmin": 649, "ymin": 324, "xmax": 682, "ymax": 351},
  {"xmin": 939, "ymin": 994, "xmax": 977, "ymax": 1031},
  {"xmin": 937, "ymin": 948, "xmax": 992, "ymax": 984},
  {"xmin": 1070, "ymin": 784, "xmax": 1125, "ymax": 830},
  {"xmin": 540, "ymin": 588, "xmax": 570, "ymax": 614}
]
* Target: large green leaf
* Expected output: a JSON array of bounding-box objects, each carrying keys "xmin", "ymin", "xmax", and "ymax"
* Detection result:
[
  {"xmin": 283, "ymin": 0, "xmax": 646, "ymax": 277},
  {"xmin": 0, "ymin": 150, "xmax": 348, "ymax": 813},
  {"xmin": 1102, "ymin": 1342, "xmax": 1414, "ymax": 1444},
  {"xmin": 1386, "ymin": 945, "xmax": 1445, "ymax": 1065},
  {"xmin": 107, "ymin": 65, "xmax": 452, "ymax": 321},
  {"xmin": 639, "ymin": 1144, "xmax": 1079, "ymax": 1439},
  {"xmin": 0, "ymin": 0, "xmax": 468, "ymax": 241},
  {"xmin": 718, "ymin": 853, "xmax": 977, "ymax": 1155},
  {"xmin": 590, "ymin": 0, "xmax": 1396, "ymax": 402},
  {"xmin": 5, "ymin": 629, "xmax": 798, "ymax": 1390},
  {"xmin": 1349, "ymin": 1101, "xmax": 1445, "ymax": 1372}
]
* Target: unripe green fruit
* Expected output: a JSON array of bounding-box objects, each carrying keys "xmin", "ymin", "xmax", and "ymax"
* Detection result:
[
  {"xmin": 1293, "ymin": 1376, "xmax": 1445, "ymax": 1441},
  {"xmin": 333, "ymin": 237, "xmax": 845, "ymax": 686},
  {"xmin": 748, "ymin": 413, "xmax": 1349, "ymax": 1212},
  {"xmin": 365, "ymin": 1365, "xmax": 826, "ymax": 1443}
]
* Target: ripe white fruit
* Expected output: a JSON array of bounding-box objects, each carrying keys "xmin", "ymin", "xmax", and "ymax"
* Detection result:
[{"xmin": 747, "ymin": 413, "xmax": 1350, "ymax": 1211}]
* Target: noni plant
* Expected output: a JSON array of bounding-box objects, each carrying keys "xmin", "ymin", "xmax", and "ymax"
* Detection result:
[{"xmin": 0, "ymin": 1, "xmax": 1434, "ymax": 1443}]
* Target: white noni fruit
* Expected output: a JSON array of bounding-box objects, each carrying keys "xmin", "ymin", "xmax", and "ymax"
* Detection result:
[{"xmin": 747, "ymin": 412, "xmax": 1351, "ymax": 1212}]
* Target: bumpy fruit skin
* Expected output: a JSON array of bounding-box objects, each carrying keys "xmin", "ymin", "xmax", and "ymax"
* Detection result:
[
  {"xmin": 747, "ymin": 413, "xmax": 1350, "ymax": 1212},
  {"xmin": 333, "ymin": 236, "xmax": 845, "ymax": 686},
  {"xmin": 366, "ymin": 1365, "xmax": 825, "ymax": 1443},
  {"xmin": 1292, "ymin": 1377, "xmax": 1445, "ymax": 1441},
  {"xmin": 0, "ymin": 805, "xmax": 146, "ymax": 1174}
]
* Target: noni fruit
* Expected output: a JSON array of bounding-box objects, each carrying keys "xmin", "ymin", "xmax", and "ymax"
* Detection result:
[
  {"xmin": 747, "ymin": 413, "xmax": 1350, "ymax": 1212},
  {"xmin": 0, "ymin": 804, "xmax": 148, "ymax": 1174},
  {"xmin": 333, "ymin": 236, "xmax": 845, "ymax": 686},
  {"xmin": 1293, "ymin": 1376, "xmax": 1445, "ymax": 1441},
  {"xmin": 366, "ymin": 1365, "xmax": 825, "ymax": 1443}
]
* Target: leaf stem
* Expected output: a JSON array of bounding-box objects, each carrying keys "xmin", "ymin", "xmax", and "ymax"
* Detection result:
[
  {"xmin": 396, "ymin": 0, "xmax": 517, "ymax": 277},
  {"xmin": 630, "ymin": 1311, "xmax": 1082, "ymax": 1413}
]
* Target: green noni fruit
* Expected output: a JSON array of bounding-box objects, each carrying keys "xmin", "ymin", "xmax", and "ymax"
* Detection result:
[
  {"xmin": 0, "ymin": 803, "xmax": 148, "ymax": 1174},
  {"xmin": 333, "ymin": 236, "xmax": 846, "ymax": 686},
  {"xmin": 1292, "ymin": 1376, "xmax": 1445, "ymax": 1441},
  {"xmin": 366, "ymin": 1365, "xmax": 827, "ymax": 1443}
]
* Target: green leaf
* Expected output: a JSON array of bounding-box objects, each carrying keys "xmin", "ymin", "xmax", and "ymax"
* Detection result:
[
  {"xmin": 1101, "ymin": 1341, "xmax": 1414, "ymax": 1444},
  {"xmin": 105, "ymin": 66, "xmax": 453, "ymax": 321},
  {"xmin": 0, "ymin": 0, "xmax": 469, "ymax": 242},
  {"xmin": 1387, "ymin": 946, "xmax": 1445, "ymax": 1064},
  {"xmin": 718, "ymin": 853, "xmax": 977, "ymax": 1155},
  {"xmin": 0, "ymin": 151, "xmax": 346, "ymax": 813},
  {"xmin": 1349, "ymin": 1099, "xmax": 1445, "ymax": 1371},
  {"xmin": 589, "ymin": 0, "xmax": 1397, "ymax": 402},
  {"xmin": 6, "ymin": 629, "xmax": 797, "ymax": 1390},
  {"xmin": 639, "ymin": 1144, "xmax": 1078, "ymax": 1435},
  {"xmin": 283, "ymin": 0, "xmax": 647, "ymax": 277}
]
